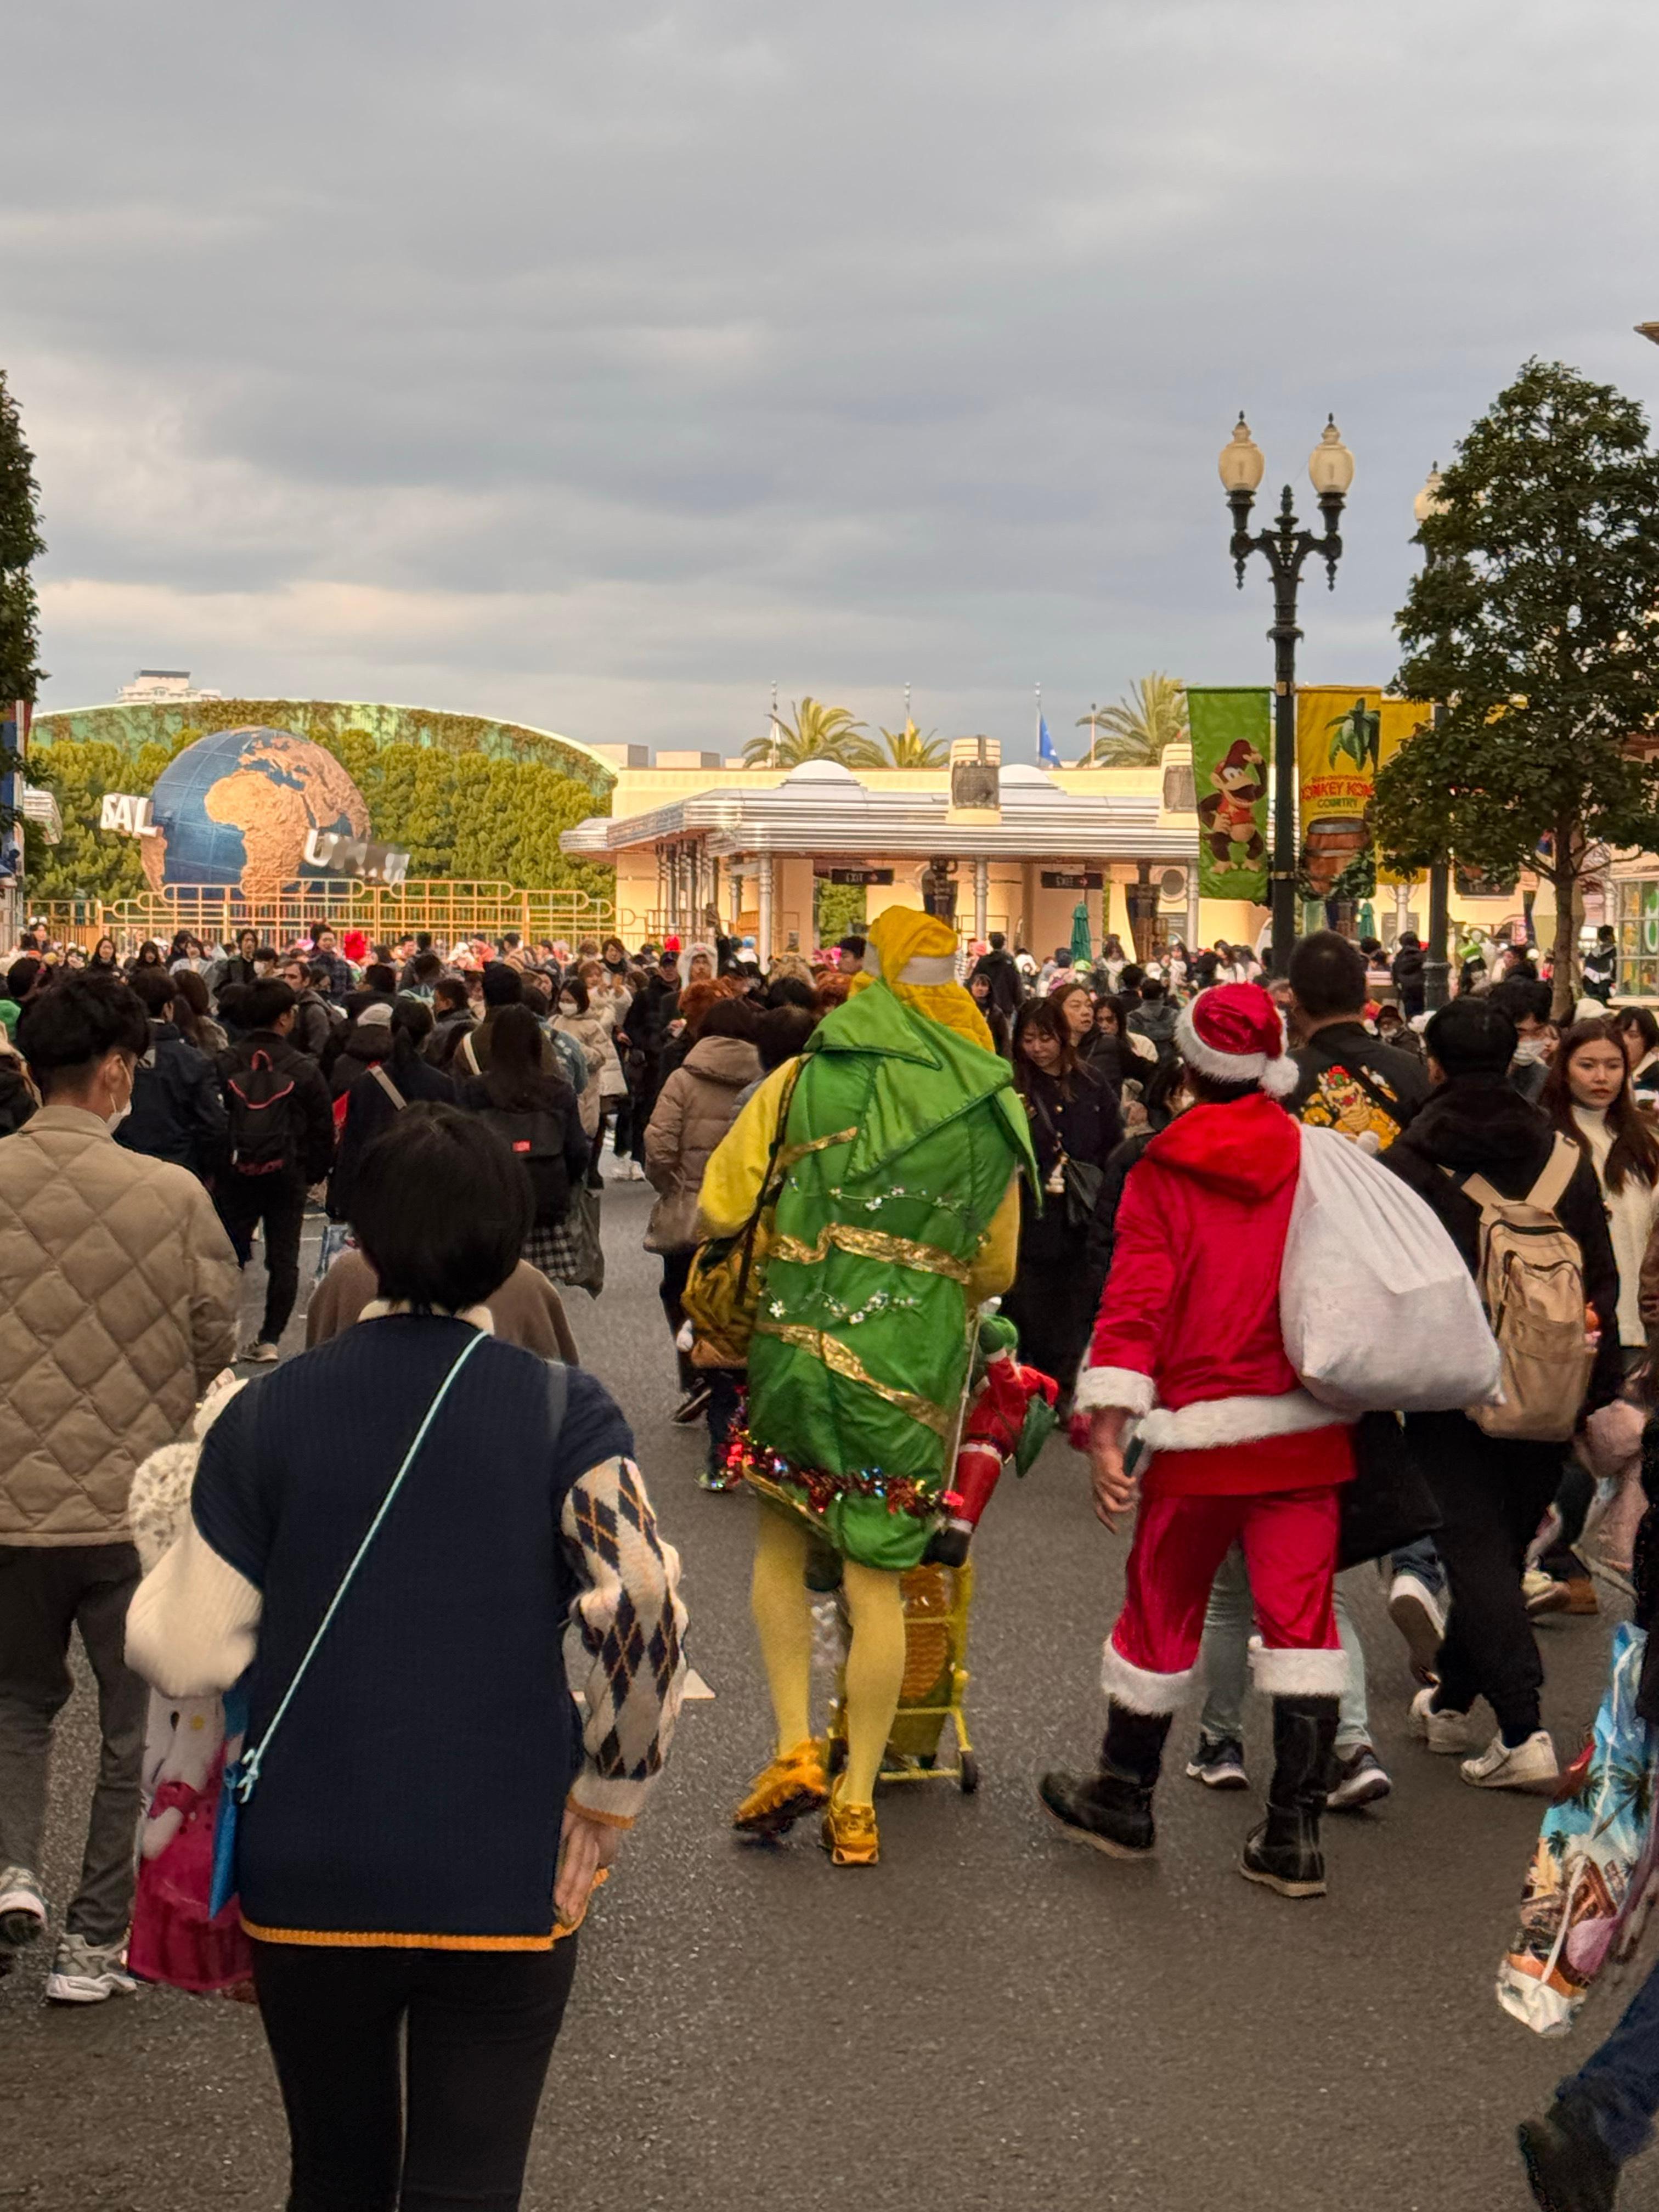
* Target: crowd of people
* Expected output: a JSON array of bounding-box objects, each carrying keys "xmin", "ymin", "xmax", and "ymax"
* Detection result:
[{"xmin": 0, "ymin": 902, "xmax": 1654, "ymax": 2210}]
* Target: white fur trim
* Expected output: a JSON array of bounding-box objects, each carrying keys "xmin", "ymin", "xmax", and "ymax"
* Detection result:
[
  {"xmin": 1175, "ymin": 998, "xmax": 1295, "ymax": 1095},
  {"xmin": 1139, "ymin": 1389, "xmax": 1351, "ymax": 1453},
  {"xmin": 1248, "ymin": 1638, "xmax": 1348, "ymax": 1696},
  {"xmin": 1102, "ymin": 1638, "xmax": 1195, "ymax": 1714},
  {"xmin": 1074, "ymin": 1364, "xmax": 1156, "ymax": 1417}
]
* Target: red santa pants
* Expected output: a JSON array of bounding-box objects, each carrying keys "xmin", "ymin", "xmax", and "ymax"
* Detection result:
[{"xmin": 1103, "ymin": 1486, "xmax": 1345, "ymax": 1713}]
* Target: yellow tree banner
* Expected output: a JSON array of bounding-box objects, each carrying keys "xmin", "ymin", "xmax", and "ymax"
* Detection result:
[{"xmin": 1295, "ymin": 687, "xmax": 1432, "ymax": 898}]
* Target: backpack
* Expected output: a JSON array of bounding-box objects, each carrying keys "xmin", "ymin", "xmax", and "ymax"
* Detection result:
[
  {"xmin": 1455, "ymin": 1137, "xmax": 1592, "ymax": 1442},
  {"xmin": 225, "ymin": 1048, "xmax": 300, "ymax": 1177},
  {"xmin": 478, "ymin": 1103, "xmax": 569, "ymax": 1226}
]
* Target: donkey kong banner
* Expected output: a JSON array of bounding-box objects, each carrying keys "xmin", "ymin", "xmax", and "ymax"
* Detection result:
[
  {"xmin": 1295, "ymin": 687, "xmax": 1432, "ymax": 898},
  {"xmin": 1188, "ymin": 687, "xmax": 1271, "ymax": 902}
]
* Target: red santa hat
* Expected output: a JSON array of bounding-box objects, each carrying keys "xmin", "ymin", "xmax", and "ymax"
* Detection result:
[{"xmin": 1175, "ymin": 981, "xmax": 1296, "ymax": 1098}]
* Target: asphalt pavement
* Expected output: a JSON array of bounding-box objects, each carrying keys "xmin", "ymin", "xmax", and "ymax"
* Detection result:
[{"xmin": 0, "ymin": 1171, "xmax": 1643, "ymax": 2211}]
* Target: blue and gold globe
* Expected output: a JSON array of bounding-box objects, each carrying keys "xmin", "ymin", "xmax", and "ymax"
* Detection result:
[{"xmin": 142, "ymin": 726, "xmax": 372, "ymax": 899}]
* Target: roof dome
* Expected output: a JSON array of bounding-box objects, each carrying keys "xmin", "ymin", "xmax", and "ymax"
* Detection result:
[
  {"xmin": 999, "ymin": 763, "xmax": 1059, "ymax": 789},
  {"xmin": 781, "ymin": 758, "xmax": 864, "ymax": 786}
]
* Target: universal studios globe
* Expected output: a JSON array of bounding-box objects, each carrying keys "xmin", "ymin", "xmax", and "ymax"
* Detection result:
[{"xmin": 140, "ymin": 727, "xmax": 373, "ymax": 899}]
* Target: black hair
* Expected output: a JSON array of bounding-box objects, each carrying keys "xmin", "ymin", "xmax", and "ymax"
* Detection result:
[
  {"xmin": 1119, "ymin": 963, "xmax": 1145, "ymax": 992},
  {"xmin": 837, "ymin": 933, "xmax": 867, "ymax": 960},
  {"xmin": 433, "ymin": 975, "xmax": 470, "ymax": 1013},
  {"xmin": 18, "ymin": 973, "xmax": 149, "ymax": 1093},
  {"xmin": 364, "ymin": 963, "xmax": 397, "ymax": 995},
  {"xmin": 306, "ymin": 962, "xmax": 331, "ymax": 989},
  {"xmin": 390, "ymin": 995, "xmax": 434, "ymax": 1062},
  {"xmin": 136, "ymin": 941, "xmax": 162, "ymax": 966},
  {"xmin": 1424, "ymin": 995, "xmax": 1518, "ymax": 1077},
  {"xmin": 699, "ymin": 996, "xmax": 759, "ymax": 1043},
  {"xmin": 130, "ymin": 966, "xmax": 177, "ymax": 1017},
  {"xmin": 351, "ymin": 1102, "xmax": 528, "ymax": 1309},
  {"xmin": 557, "ymin": 974, "xmax": 590, "ymax": 1015},
  {"xmin": 484, "ymin": 1003, "xmax": 556, "ymax": 1110},
  {"xmin": 765, "ymin": 976, "xmax": 816, "ymax": 1012},
  {"xmin": 1182, "ymin": 1068, "xmax": 1260, "ymax": 1104},
  {"xmin": 1287, "ymin": 929, "xmax": 1368, "ymax": 1021},
  {"xmin": 415, "ymin": 932, "xmax": 433, "ymax": 953},
  {"xmin": 1621, "ymin": 1005, "xmax": 1659, "ymax": 1055},
  {"xmin": 7, "ymin": 955, "xmax": 42, "ymax": 1002},
  {"xmin": 482, "ymin": 961, "xmax": 523, "ymax": 1009},
  {"xmin": 1599, "ymin": 925, "xmax": 1616, "ymax": 944},
  {"xmin": 254, "ymin": 946, "xmax": 278, "ymax": 964},
  {"xmin": 1012, "ymin": 995, "xmax": 1080, "ymax": 1098},
  {"xmin": 413, "ymin": 950, "xmax": 444, "ymax": 983},
  {"xmin": 758, "ymin": 1003, "xmax": 817, "ymax": 1071},
  {"xmin": 245, "ymin": 978, "xmax": 298, "ymax": 1030},
  {"xmin": 988, "ymin": 932, "xmax": 1006, "ymax": 951},
  {"xmin": 1141, "ymin": 978, "xmax": 1166, "ymax": 1003},
  {"xmin": 313, "ymin": 923, "xmax": 335, "ymax": 943},
  {"xmin": 1491, "ymin": 977, "xmax": 1553, "ymax": 1030}
]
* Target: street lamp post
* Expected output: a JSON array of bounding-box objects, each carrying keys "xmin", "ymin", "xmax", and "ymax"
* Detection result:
[
  {"xmin": 1413, "ymin": 463, "xmax": 1453, "ymax": 1011},
  {"xmin": 1219, "ymin": 415, "xmax": 1355, "ymax": 974}
]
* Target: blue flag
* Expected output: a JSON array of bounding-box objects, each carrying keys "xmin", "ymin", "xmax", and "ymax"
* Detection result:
[{"xmin": 1038, "ymin": 714, "xmax": 1060, "ymax": 769}]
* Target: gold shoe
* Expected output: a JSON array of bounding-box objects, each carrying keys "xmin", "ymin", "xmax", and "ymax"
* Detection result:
[
  {"xmin": 732, "ymin": 1739, "xmax": 829, "ymax": 1836},
  {"xmin": 820, "ymin": 1795, "xmax": 880, "ymax": 1867}
]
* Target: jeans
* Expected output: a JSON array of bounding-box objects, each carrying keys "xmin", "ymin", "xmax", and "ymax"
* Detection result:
[
  {"xmin": 1389, "ymin": 1535, "xmax": 1446, "ymax": 1598},
  {"xmin": 217, "ymin": 1167, "xmax": 308, "ymax": 1344},
  {"xmin": 1558, "ymin": 1949, "xmax": 1659, "ymax": 2165},
  {"xmin": 251, "ymin": 1934, "xmax": 579, "ymax": 2211},
  {"xmin": 1197, "ymin": 1545, "xmax": 1372, "ymax": 1754},
  {"xmin": 0, "ymin": 1544, "xmax": 147, "ymax": 1944}
]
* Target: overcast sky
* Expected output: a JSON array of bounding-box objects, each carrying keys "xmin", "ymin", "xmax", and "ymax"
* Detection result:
[{"xmin": 7, "ymin": 2, "xmax": 1659, "ymax": 759}]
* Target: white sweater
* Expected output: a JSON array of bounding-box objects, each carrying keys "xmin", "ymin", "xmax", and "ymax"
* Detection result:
[{"xmin": 1572, "ymin": 1104, "xmax": 1659, "ymax": 1348}]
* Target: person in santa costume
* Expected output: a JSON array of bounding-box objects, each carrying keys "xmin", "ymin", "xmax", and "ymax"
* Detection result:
[{"xmin": 1039, "ymin": 981, "xmax": 1353, "ymax": 1899}]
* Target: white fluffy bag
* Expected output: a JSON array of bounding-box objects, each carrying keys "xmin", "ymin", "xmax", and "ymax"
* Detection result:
[{"xmin": 1279, "ymin": 1124, "xmax": 1502, "ymax": 1414}]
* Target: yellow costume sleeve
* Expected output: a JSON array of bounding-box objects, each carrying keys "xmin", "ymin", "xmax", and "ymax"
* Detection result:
[
  {"xmin": 696, "ymin": 1062, "xmax": 798, "ymax": 1238},
  {"xmin": 966, "ymin": 1170, "xmax": 1022, "ymax": 1307}
]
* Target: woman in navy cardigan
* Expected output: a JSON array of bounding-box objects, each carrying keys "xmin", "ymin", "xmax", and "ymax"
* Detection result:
[{"xmin": 129, "ymin": 1102, "xmax": 686, "ymax": 2212}]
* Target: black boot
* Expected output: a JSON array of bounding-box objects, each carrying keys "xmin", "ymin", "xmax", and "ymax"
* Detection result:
[
  {"xmin": 1240, "ymin": 1695, "xmax": 1339, "ymax": 1899},
  {"xmin": 1517, "ymin": 2100, "xmax": 1621, "ymax": 2212},
  {"xmin": 1039, "ymin": 1703, "xmax": 1172, "ymax": 1859}
]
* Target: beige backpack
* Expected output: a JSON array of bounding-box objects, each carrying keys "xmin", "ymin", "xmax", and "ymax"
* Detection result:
[{"xmin": 1456, "ymin": 1137, "xmax": 1591, "ymax": 1442}]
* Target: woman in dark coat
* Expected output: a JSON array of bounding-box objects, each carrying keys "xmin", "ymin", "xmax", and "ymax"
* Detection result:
[
  {"xmin": 329, "ymin": 998, "xmax": 455, "ymax": 1221},
  {"xmin": 1000, "ymin": 995, "xmax": 1123, "ymax": 1402}
]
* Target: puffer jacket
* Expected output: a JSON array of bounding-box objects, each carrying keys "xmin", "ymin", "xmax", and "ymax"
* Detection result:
[
  {"xmin": 0, "ymin": 1104, "xmax": 240, "ymax": 1545},
  {"xmin": 643, "ymin": 1032, "xmax": 763, "ymax": 1252},
  {"xmin": 553, "ymin": 1010, "xmax": 611, "ymax": 1137}
]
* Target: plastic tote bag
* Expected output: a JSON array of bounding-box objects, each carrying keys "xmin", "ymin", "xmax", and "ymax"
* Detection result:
[
  {"xmin": 1497, "ymin": 1622, "xmax": 1659, "ymax": 2037},
  {"xmin": 1279, "ymin": 1124, "xmax": 1502, "ymax": 1415}
]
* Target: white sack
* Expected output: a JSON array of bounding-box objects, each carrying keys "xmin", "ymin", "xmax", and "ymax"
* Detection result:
[{"xmin": 1280, "ymin": 1123, "xmax": 1502, "ymax": 1414}]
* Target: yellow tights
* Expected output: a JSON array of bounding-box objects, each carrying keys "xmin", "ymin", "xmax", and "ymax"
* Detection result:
[{"xmin": 749, "ymin": 1509, "xmax": 907, "ymax": 1811}]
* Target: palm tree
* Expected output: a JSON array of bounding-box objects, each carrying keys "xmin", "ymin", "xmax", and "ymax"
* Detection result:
[
  {"xmin": 741, "ymin": 696, "xmax": 866, "ymax": 768},
  {"xmin": 1076, "ymin": 673, "xmax": 1188, "ymax": 766},
  {"xmin": 846, "ymin": 718, "xmax": 947, "ymax": 770}
]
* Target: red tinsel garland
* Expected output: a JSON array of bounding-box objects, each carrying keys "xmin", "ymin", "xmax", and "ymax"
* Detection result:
[{"xmin": 719, "ymin": 1426, "xmax": 936, "ymax": 1520}]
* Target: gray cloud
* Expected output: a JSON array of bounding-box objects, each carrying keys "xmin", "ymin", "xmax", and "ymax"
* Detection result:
[{"xmin": 7, "ymin": 1, "xmax": 1659, "ymax": 752}]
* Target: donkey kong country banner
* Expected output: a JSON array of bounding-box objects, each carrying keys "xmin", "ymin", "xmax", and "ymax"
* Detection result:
[
  {"xmin": 1188, "ymin": 686, "xmax": 1271, "ymax": 902},
  {"xmin": 1295, "ymin": 687, "xmax": 1433, "ymax": 898}
]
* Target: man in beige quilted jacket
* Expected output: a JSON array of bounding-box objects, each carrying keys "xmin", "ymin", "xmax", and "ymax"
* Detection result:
[{"xmin": 0, "ymin": 974, "xmax": 238, "ymax": 2003}]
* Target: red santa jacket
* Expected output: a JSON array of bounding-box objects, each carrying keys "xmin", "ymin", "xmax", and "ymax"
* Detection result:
[{"xmin": 1076, "ymin": 1091, "xmax": 1352, "ymax": 1496}]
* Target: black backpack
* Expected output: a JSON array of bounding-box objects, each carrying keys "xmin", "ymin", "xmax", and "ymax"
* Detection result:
[
  {"xmin": 477, "ymin": 1104, "xmax": 569, "ymax": 1226},
  {"xmin": 225, "ymin": 1047, "xmax": 300, "ymax": 1176}
]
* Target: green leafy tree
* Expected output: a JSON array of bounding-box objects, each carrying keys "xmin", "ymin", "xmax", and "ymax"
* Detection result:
[
  {"xmin": 0, "ymin": 370, "xmax": 45, "ymax": 840},
  {"xmin": 1374, "ymin": 359, "xmax": 1659, "ymax": 1012},
  {"xmin": 741, "ymin": 696, "xmax": 866, "ymax": 768},
  {"xmin": 813, "ymin": 879, "xmax": 866, "ymax": 945},
  {"xmin": 847, "ymin": 718, "xmax": 947, "ymax": 769},
  {"xmin": 1076, "ymin": 673, "xmax": 1188, "ymax": 766},
  {"xmin": 27, "ymin": 730, "xmax": 200, "ymax": 902}
]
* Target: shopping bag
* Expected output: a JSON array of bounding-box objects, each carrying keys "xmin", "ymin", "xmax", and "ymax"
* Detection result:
[
  {"xmin": 1280, "ymin": 1124, "xmax": 1502, "ymax": 1414},
  {"xmin": 1336, "ymin": 1412, "xmax": 1442, "ymax": 1570},
  {"xmin": 1497, "ymin": 1623, "xmax": 1659, "ymax": 2037}
]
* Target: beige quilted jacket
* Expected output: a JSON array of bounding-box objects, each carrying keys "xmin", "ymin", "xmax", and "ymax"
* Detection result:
[{"xmin": 0, "ymin": 1104, "xmax": 240, "ymax": 1547}]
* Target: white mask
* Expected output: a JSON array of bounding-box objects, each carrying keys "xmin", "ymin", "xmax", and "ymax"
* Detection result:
[
  {"xmin": 1513, "ymin": 1035, "xmax": 1550, "ymax": 1065},
  {"xmin": 106, "ymin": 1066, "xmax": 133, "ymax": 1131}
]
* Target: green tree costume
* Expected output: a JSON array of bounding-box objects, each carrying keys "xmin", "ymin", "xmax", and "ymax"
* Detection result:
[{"xmin": 743, "ymin": 977, "xmax": 1035, "ymax": 1571}]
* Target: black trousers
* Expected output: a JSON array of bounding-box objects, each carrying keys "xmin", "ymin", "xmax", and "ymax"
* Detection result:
[
  {"xmin": 216, "ymin": 1169, "xmax": 308, "ymax": 1344},
  {"xmin": 1406, "ymin": 1410, "xmax": 1563, "ymax": 1743},
  {"xmin": 251, "ymin": 1936, "xmax": 579, "ymax": 2212}
]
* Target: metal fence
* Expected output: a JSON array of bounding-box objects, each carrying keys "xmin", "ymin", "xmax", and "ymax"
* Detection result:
[{"xmin": 34, "ymin": 881, "xmax": 616, "ymax": 953}]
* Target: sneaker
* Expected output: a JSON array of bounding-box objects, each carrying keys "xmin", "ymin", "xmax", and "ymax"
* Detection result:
[
  {"xmin": 1409, "ymin": 1684, "xmax": 1478, "ymax": 1754},
  {"xmin": 1518, "ymin": 2100, "xmax": 1621, "ymax": 2211},
  {"xmin": 1524, "ymin": 1568, "xmax": 1570, "ymax": 1617},
  {"xmin": 732, "ymin": 1739, "xmax": 830, "ymax": 1837},
  {"xmin": 672, "ymin": 1383, "xmax": 712, "ymax": 1426},
  {"xmin": 1387, "ymin": 1572, "xmax": 1446, "ymax": 1683},
  {"xmin": 239, "ymin": 1339, "xmax": 280, "ymax": 1365},
  {"xmin": 44, "ymin": 1933, "xmax": 138, "ymax": 2005},
  {"xmin": 1462, "ymin": 1730, "xmax": 1559, "ymax": 1792},
  {"xmin": 1327, "ymin": 1745, "xmax": 1392, "ymax": 1812},
  {"xmin": 820, "ymin": 1795, "xmax": 880, "ymax": 1867},
  {"xmin": 0, "ymin": 1866, "xmax": 46, "ymax": 1949},
  {"xmin": 1184, "ymin": 1735, "xmax": 1249, "ymax": 1790}
]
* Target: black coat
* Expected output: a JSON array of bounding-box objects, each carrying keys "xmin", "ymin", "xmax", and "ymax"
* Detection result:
[
  {"xmin": 1391, "ymin": 944, "xmax": 1427, "ymax": 1015},
  {"xmin": 329, "ymin": 1049, "xmax": 455, "ymax": 1221},
  {"xmin": 969, "ymin": 949, "xmax": 1023, "ymax": 1021},
  {"xmin": 119, "ymin": 1020, "xmax": 228, "ymax": 1178},
  {"xmin": 1018, "ymin": 1062, "xmax": 1124, "ymax": 1238},
  {"xmin": 1287, "ymin": 1019, "xmax": 1431, "ymax": 1135},
  {"xmin": 217, "ymin": 1028, "xmax": 336, "ymax": 1185},
  {"xmin": 1383, "ymin": 1076, "xmax": 1622, "ymax": 1415}
]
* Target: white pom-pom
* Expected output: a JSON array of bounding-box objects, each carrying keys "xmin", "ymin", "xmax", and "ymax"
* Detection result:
[{"xmin": 1261, "ymin": 1053, "xmax": 1299, "ymax": 1098}]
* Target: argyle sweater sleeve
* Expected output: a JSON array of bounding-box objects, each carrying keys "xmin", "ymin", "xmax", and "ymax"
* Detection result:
[{"xmin": 560, "ymin": 1454, "xmax": 688, "ymax": 1829}]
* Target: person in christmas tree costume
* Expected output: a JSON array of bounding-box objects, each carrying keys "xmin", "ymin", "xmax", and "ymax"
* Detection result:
[{"xmin": 699, "ymin": 906, "xmax": 1035, "ymax": 1865}]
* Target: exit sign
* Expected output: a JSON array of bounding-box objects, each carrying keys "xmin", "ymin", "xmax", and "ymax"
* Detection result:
[
  {"xmin": 1041, "ymin": 870, "xmax": 1104, "ymax": 890},
  {"xmin": 815, "ymin": 867, "xmax": 893, "ymax": 886}
]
